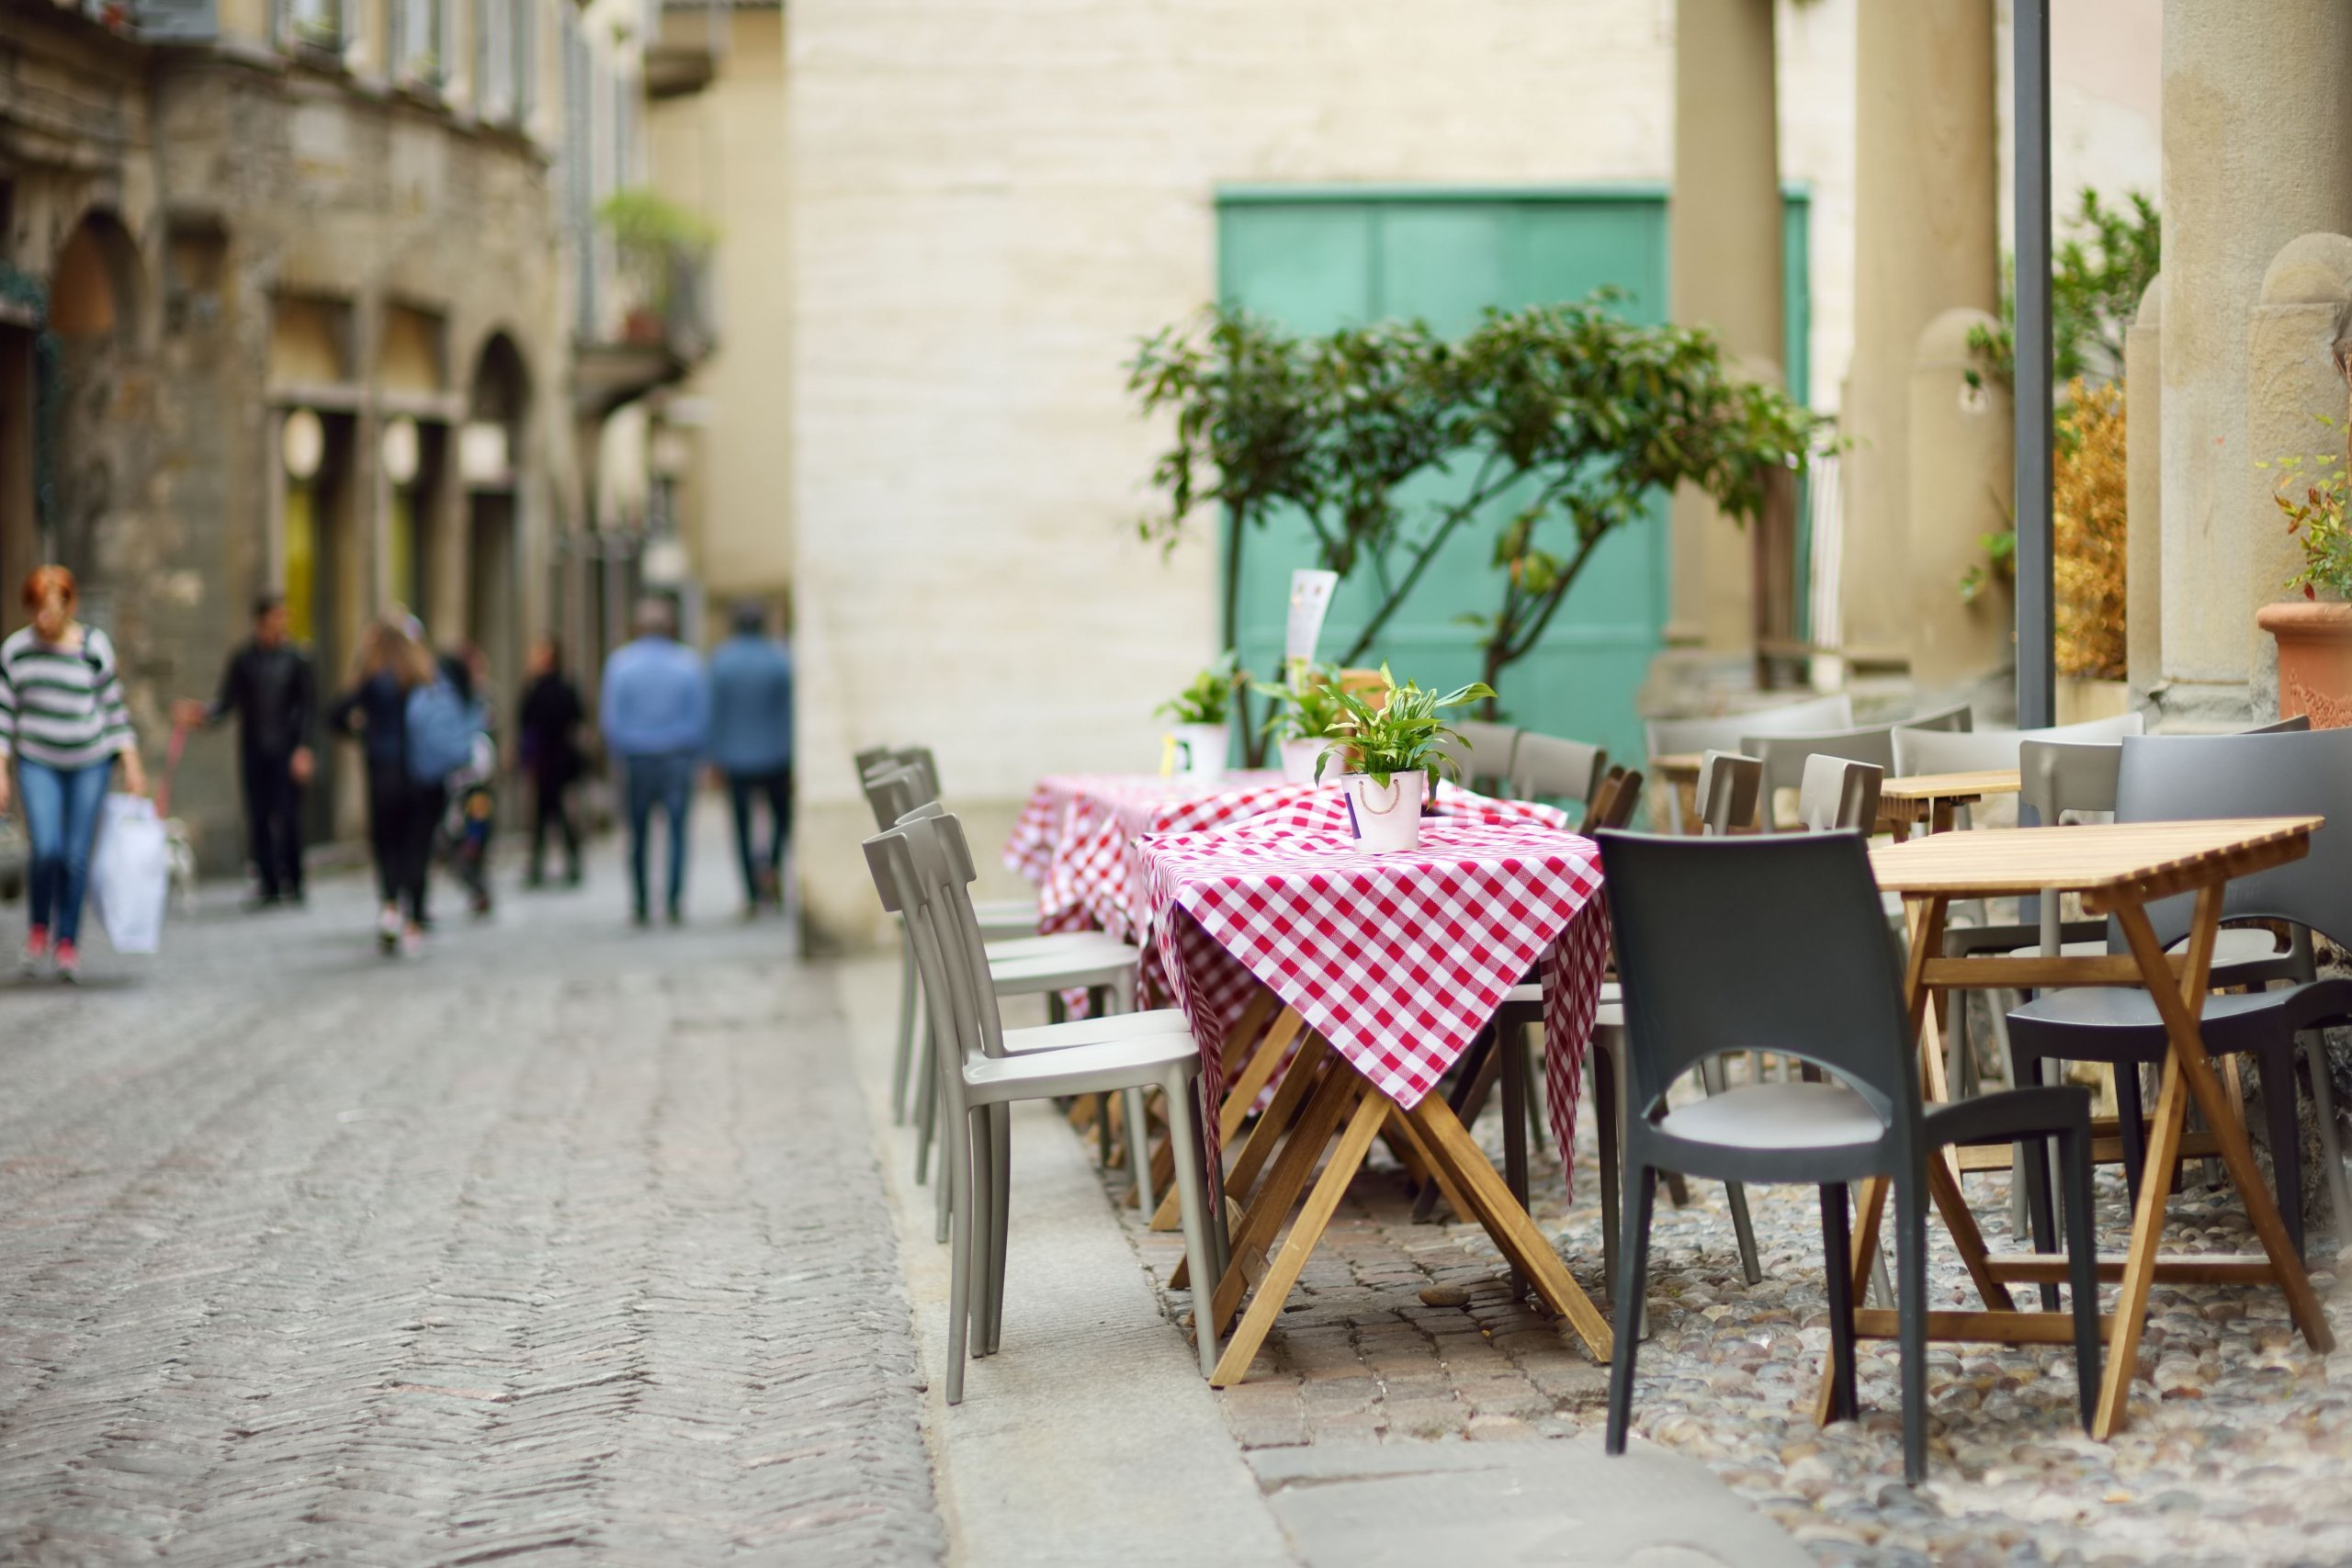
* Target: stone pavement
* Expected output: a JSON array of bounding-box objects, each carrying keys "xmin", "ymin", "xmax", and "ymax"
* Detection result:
[{"xmin": 0, "ymin": 820, "xmax": 944, "ymax": 1565}]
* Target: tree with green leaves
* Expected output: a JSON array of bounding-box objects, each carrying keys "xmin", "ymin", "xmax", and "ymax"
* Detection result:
[{"xmin": 1128, "ymin": 297, "xmax": 1822, "ymax": 731}]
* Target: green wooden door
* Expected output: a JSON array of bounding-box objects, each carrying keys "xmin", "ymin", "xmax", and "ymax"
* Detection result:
[{"xmin": 1216, "ymin": 186, "xmax": 1809, "ymax": 770}]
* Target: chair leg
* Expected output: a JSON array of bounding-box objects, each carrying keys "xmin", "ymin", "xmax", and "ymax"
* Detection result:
[
  {"xmin": 1895, "ymin": 1172, "xmax": 1930, "ymax": 1485},
  {"xmin": 2056, "ymin": 1125, "xmax": 2102, "ymax": 1433},
  {"xmin": 2256, "ymin": 1044, "xmax": 2308, "ymax": 1261},
  {"xmin": 890, "ymin": 924, "xmax": 918, "ymax": 1124},
  {"xmin": 1594, "ymin": 1033, "xmax": 1622, "ymax": 1303},
  {"xmin": 2020, "ymin": 1116, "xmax": 2062, "ymax": 1313},
  {"xmin": 985, "ymin": 1103, "xmax": 1012, "ymax": 1356},
  {"xmin": 1164, "ymin": 1068, "xmax": 1220, "ymax": 1379},
  {"xmin": 1125, "ymin": 1086, "xmax": 1156, "ymax": 1218},
  {"xmin": 1522, "ymin": 1023, "xmax": 1547, "ymax": 1154},
  {"xmin": 2115, "ymin": 1064, "xmax": 2147, "ymax": 1208},
  {"xmin": 1605, "ymin": 1163, "xmax": 1658, "ymax": 1456},
  {"xmin": 944, "ymin": 1104, "xmax": 978, "ymax": 1405},
  {"xmin": 967, "ymin": 1099, "xmax": 997, "ymax": 1357},
  {"xmin": 912, "ymin": 1016, "xmax": 939, "ymax": 1186},
  {"xmin": 1819, "ymin": 1183, "xmax": 1859, "ymax": 1424},
  {"xmin": 1499, "ymin": 1020, "xmax": 1530, "ymax": 1213},
  {"xmin": 1698, "ymin": 1057, "xmax": 1763, "ymax": 1285},
  {"xmin": 2300, "ymin": 1029, "xmax": 2352, "ymax": 1248}
]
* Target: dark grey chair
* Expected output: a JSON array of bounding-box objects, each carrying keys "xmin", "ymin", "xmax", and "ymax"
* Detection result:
[
  {"xmin": 2006, "ymin": 728, "xmax": 2352, "ymax": 1259},
  {"xmin": 1595, "ymin": 829, "xmax": 2101, "ymax": 1483}
]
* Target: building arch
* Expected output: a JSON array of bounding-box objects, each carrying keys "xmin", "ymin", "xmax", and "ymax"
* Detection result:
[
  {"xmin": 462, "ymin": 329, "xmax": 536, "ymax": 719},
  {"xmin": 49, "ymin": 209, "xmax": 145, "ymax": 344}
]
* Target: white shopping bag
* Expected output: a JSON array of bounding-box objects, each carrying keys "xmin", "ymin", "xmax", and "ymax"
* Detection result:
[{"xmin": 88, "ymin": 793, "xmax": 170, "ymax": 954}]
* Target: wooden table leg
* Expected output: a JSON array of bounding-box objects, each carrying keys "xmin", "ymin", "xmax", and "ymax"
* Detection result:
[
  {"xmin": 1212, "ymin": 1086, "xmax": 1388, "ymax": 1385},
  {"xmin": 1401, "ymin": 1091, "xmax": 1614, "ymax": 1363},
  {"xmin": 1139, "ymin": 990, "xmax": 1277, "ymax": 1213},
  {"xmin": 1209, "ymin": 1055, "xmax": 1356, "ymax": 1334},
  {"xmin": 1222, "ymin": 1032, "xmax": 1329, "ymax": 1212},
  {"xmin": 2096, "ymin": 895, "xmax": 2335, "ymax": 1438}
]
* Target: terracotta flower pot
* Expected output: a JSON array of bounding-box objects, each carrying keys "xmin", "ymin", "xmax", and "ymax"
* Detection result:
[{"xmin": 2257, "ymin": 600, "xmax": 2352, "ymax": 728}]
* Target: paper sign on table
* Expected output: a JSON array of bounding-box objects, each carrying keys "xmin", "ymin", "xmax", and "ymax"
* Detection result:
[{"xmin": 1284, "ymin": 569, "xmax": 1339, "ymax": 676}]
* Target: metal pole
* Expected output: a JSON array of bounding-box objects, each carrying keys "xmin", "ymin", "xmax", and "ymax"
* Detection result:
[{"xmin": 2013, "ymin": 0, "xmax": 2055, "ymax": 728}]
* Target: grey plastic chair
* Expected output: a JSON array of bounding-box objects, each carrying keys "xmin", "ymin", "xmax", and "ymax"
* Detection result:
[
  {"xmin": 1595, "ymin": 829, "xmax": 2102, "ymax": 1483},
  {"xmin": 1693, "ymin": 750, "xmax": 1762, "ymax": 834},
  {"xmin": 863, "ymin": 812, "xmax": 1222, "ymax": 1400},
  {"xmin": 1891, "ymin": 710, "xmax": 2146, "ymax": 781},
  {"xmin": 2006, "ymin": 728, "xmax": 2352, "ymax": 1258},
  {"xmin": 1507, "ymin": 732, "xmax": 1610, "ymax": 818},
  {"xmin": 1743, "ymin": 702, "xmax": 1971, "ymax": 816},
  {"xmin": 1440, "ymin": 720, "xmax": 1522, "ymax": 794},
  {"xmin": 1646, "ymin": 694, "xmax": 1856, "ymax": 831},
  {"xmin": 1794, "ymin": 754, "xmax": 1883, "ymax": 834}
]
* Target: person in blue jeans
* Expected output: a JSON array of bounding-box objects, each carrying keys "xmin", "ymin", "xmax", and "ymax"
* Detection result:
[
  {"xmin": 599, "ymin": 597, "xmax": 708, "ymax": 926},
  {"xmin": 707, "ymin": 600, "xmax": 794, "ymax": 919},
  {"xmin": 0, "ymin": 565, "xmax": 149, "ymax": 981}
]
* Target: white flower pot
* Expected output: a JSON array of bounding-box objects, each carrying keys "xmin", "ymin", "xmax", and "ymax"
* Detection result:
[
  {"xmin": 1173, "ymin": 723, "xmax": 1229, "ymax": 781},
  {"xmin": 1279, "ymin": 738, "xmax": 1329, "ymax": 785},
  {"xmin": 1343, "ymin": 770, "xmax": 1426, "ymax": 852}
]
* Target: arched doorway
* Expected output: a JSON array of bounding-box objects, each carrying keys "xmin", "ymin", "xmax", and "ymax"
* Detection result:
[
  {"xmin": 47, "ymin": 210, "xmax": 146, "ymax": 604},
  {"xmin": 463, "ymin": 332, "xmax": 531, "ymax": 728}
]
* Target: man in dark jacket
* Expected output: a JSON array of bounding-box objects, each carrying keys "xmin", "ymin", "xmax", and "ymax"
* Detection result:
[{"xmin": 175, "ymin": 592, "xmax": 316, "ymax": 908}]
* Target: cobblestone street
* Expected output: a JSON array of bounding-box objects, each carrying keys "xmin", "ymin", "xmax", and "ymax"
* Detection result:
[{"xmin": 0, "ymin": 834, "xmax": 945, "ymax": 1566}]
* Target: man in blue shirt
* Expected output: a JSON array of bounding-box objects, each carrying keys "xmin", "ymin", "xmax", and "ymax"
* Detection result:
[
  {"xmin": 599, "ymin": 597, "xmax": 709, "ymax": 925},
  {"xmin": 707, "ymin": 600, "xmax": 795, "ymax": 918}
]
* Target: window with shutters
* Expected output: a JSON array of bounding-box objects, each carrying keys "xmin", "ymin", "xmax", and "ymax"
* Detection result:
[
  {"xmin": 394, "ymin": 0, "xmax": 443, "ymax": 87},
  {"xmin": 284, "ymin": 0, "xmax": 340, "ymax": 51}
]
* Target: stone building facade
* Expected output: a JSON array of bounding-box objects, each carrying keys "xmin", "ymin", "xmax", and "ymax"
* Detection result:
[{"xmin": 1, "ymin": 0, "xmax": 694, "ymax": 866}]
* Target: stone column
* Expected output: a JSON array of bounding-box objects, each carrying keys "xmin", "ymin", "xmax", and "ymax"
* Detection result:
[
  {"xmin": 1840, "ymin": 0, "xmax": 1999, "ymax": 668},
  {"xmin": 2158, "ymin": 0, "xmax": 2352, "ymax": 721},
  {"xmin": 1667, "ymin": 0, "xmax": 1782, "ymax": 653},
  {"xmin": 1908, "ymin": 308, "xmax": 2013, "ymax": 689},
  {"xmin": 2123, "ymin": 276, "xmax": 2162, "ymax": 701},
  {"xmin": 2245, "ymin": 233, "xmax": 2352, "ymax": 720}
]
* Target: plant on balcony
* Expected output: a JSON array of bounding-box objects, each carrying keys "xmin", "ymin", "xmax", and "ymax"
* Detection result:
[
  {"xmin": 1130, "ymin": 298, "xmax": 1820, "ymax": 730},
  {"xmin": 596, "ymin": 189, "xmax": 718, "ymax": 335},
  {"xmin": 1313, "ymin": 665, "xmax": 1493, "ymax": 788}
]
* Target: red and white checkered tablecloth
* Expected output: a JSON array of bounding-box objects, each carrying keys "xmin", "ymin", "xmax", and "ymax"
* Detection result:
[
  {"xmin": 1004, "ymin": 772, "xmax": 1286, "ymax": 905},
  {"xmin": 1139, "ymin": 817, "xmax": 1609, "ymax": 1196}
]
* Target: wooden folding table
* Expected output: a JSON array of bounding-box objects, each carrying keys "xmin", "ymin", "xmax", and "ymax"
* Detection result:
[
  {"xmin": 1876, "ymin": 768, "xmax": 2021, "ymax": 837},
  {"xmin": 1821, "ymin": 816, "xmax": 2335, "ymax": 1438}
]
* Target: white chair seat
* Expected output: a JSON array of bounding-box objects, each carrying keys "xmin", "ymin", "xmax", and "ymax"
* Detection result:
[
  {"xmin": 988, "ymin": 945, "xmax": 1136, "ymax": 997},
  {"xmin": 1002, "ymin": 1010, "xmax": 1194, "ymax": 1055},
  {"xmin": 1502, "ymin": 979, "xmax": 1617, "ymax": 1009},
  {"xmin": 1657, "ymin": 1079, "xmax": 1883, "ymax": 1151},
  {"xmin": 986, "ymin": 931, "xmax": 1128, "ymax": 962},
  {"xmin": 964, "ymin": 1031, "xmax": 1201, "ymax": 1100},
  {"xmin": 2006, "ymin": 927, "xmax": 2286, "ymax": 964}
]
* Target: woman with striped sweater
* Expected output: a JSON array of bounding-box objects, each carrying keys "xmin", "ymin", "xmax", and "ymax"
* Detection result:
[{"xmin": 0, "ymin": 566, "xmax": 148, "ymax": 979}]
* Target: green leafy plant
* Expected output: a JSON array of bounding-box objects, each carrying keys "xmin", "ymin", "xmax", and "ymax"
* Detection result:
[
  {"xmin": 1253, "ymin": 663, "xmax": 1349, "ymax": 742},
  {"xmin": 1156, "ymin": 655, "xmax": 1241, "ymax": 726},
  {"xmin": 2260, "ymin": 417, "xmax": 2352, "ymax": 602},
  {"xmin": 1314, "ymin": 666, "xmax": 1495, "ymax": 788},
  {"xmin": 1130, "ymin": 296, "xmax": 1822, "ymax": 730},
  {"xmin": 1966, "ymin": 188, "xmax": 2161, "ymax": 391},
  {"xmin": 596, "ymin": 188, "xmax": 719, "ymax": 314}
]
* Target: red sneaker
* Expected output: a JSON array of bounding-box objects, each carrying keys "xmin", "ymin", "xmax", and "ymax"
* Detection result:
[
  {"xmin": 52, "ymin": 941, "xmax": 78, "ymax": 983},
  {"xmin": 20, "ymin": 926, "xmax": 47, "ymax": 976}
]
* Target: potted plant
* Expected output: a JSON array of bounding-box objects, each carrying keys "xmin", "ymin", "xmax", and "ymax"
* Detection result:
[
  {"xmin": 1157, "ymin": 657, "xmax": 1241, "ymax": 780},
  {"xmin": 1314, "ymin": 666, "xmax": 1494, "ymax": 852},
  {"xmin": 2257, "ymin": 424, "xmax": 2352, "ymax": 728},
  {"xmin": 1256, "ymin": 663, "xmax": 1350, "ymax": 784},
  {"xmin": 596, "ymin": 188, "xmax": 718, "ymax": 342}
]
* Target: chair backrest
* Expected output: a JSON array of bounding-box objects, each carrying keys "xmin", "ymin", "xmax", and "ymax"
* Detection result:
[
  {"xmin": 1645, "ymin": 693, "xmax": 1854, "ymax": 761},
  {"xmin": 1891, "ymin": 709, "xmax": 2143, "ymax": 778},
  {"xmin": 1694, "ymin": 750, "xmax": 1762, "ymax": 835},
  {"xmin": 2113, "ymin": 728, "xmax": 2352, "ymax": 951},
  {"xmin": 1588, "ymin": 768, "xmax": 1645, "ymax": 830},
  {"xmin": 854, "ymin": 745, "xmax": 897, "ymax": 779},
  {"xmin": 1795, "ymin": 755, "xmax": 1884, "ymax": 832},
  {"xmin": 1439, "ymin": 721, "xmax": 1521, "ymax": 791},
  {"xmin": 2249, "ymin": 714, "xmax": 2315, "ymax": 735},
  {"xmin": 894, "ymin": 746, "xmax": 941, "ymax": 797},
  {"xmin": 863, "ymin": 763, "xmax": 934, "ymax": 830},
  {"xmin": 1900, "ymin": 699, "xmax": 1974, "ymax": 735},
  {"xmin": 1508, "ymin": 731, "xmax": 1609, "ymax": 807},
  {"xmin": 1595, "ymin": 829, "xmax": 1916, "ymax": 1130},
  {"xmin": 2017, "ymin": 739, "xmax": 2123, "ymax": 825},
  {"xmin": 868, "ymin": 809, "xmax": 1010, "ymax": 1066},
  {"xmin": 1742, "ymin": 721, "xmax": 1899, "ymax": 799}
]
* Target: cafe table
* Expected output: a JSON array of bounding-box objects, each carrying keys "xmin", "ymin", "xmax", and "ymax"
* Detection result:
[
  {"xmin": 1877, "ymin": 768, "xmax": 2022, "ymax": 837},
  {"xmin": 1139, "ymin": 816, "xmax": 1615, "ymax": 1383},
  {"xmin": 1823, "ymin": 816, "xmax": 2335, "ymax": 1439}
]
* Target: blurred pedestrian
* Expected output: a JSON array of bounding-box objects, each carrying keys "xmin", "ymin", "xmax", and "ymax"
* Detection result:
[
  {"xmin": 599, "ymin": 596, "xmax": 707, "ymax": 927},
  {"xmin": 175, "ymin": 592, "xmax": 316, "ymax": 909},
  {"xmin": 438, "ymin": 641, "xmax": 498, "ymax": 917},
  {"xmin": 516, "ymin": 636, "xmax": 585, "ymax": 887},
  {"xmin": 0, "ymin": 565, "xmax": 147, "ymax": 981},
  {"xmin": 328, "ymin": 619, "xmax": 441, "ymax": 955},
  {"xmin": 707, "ymin": 599, "xmax": 793, "ymax": 918}
]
